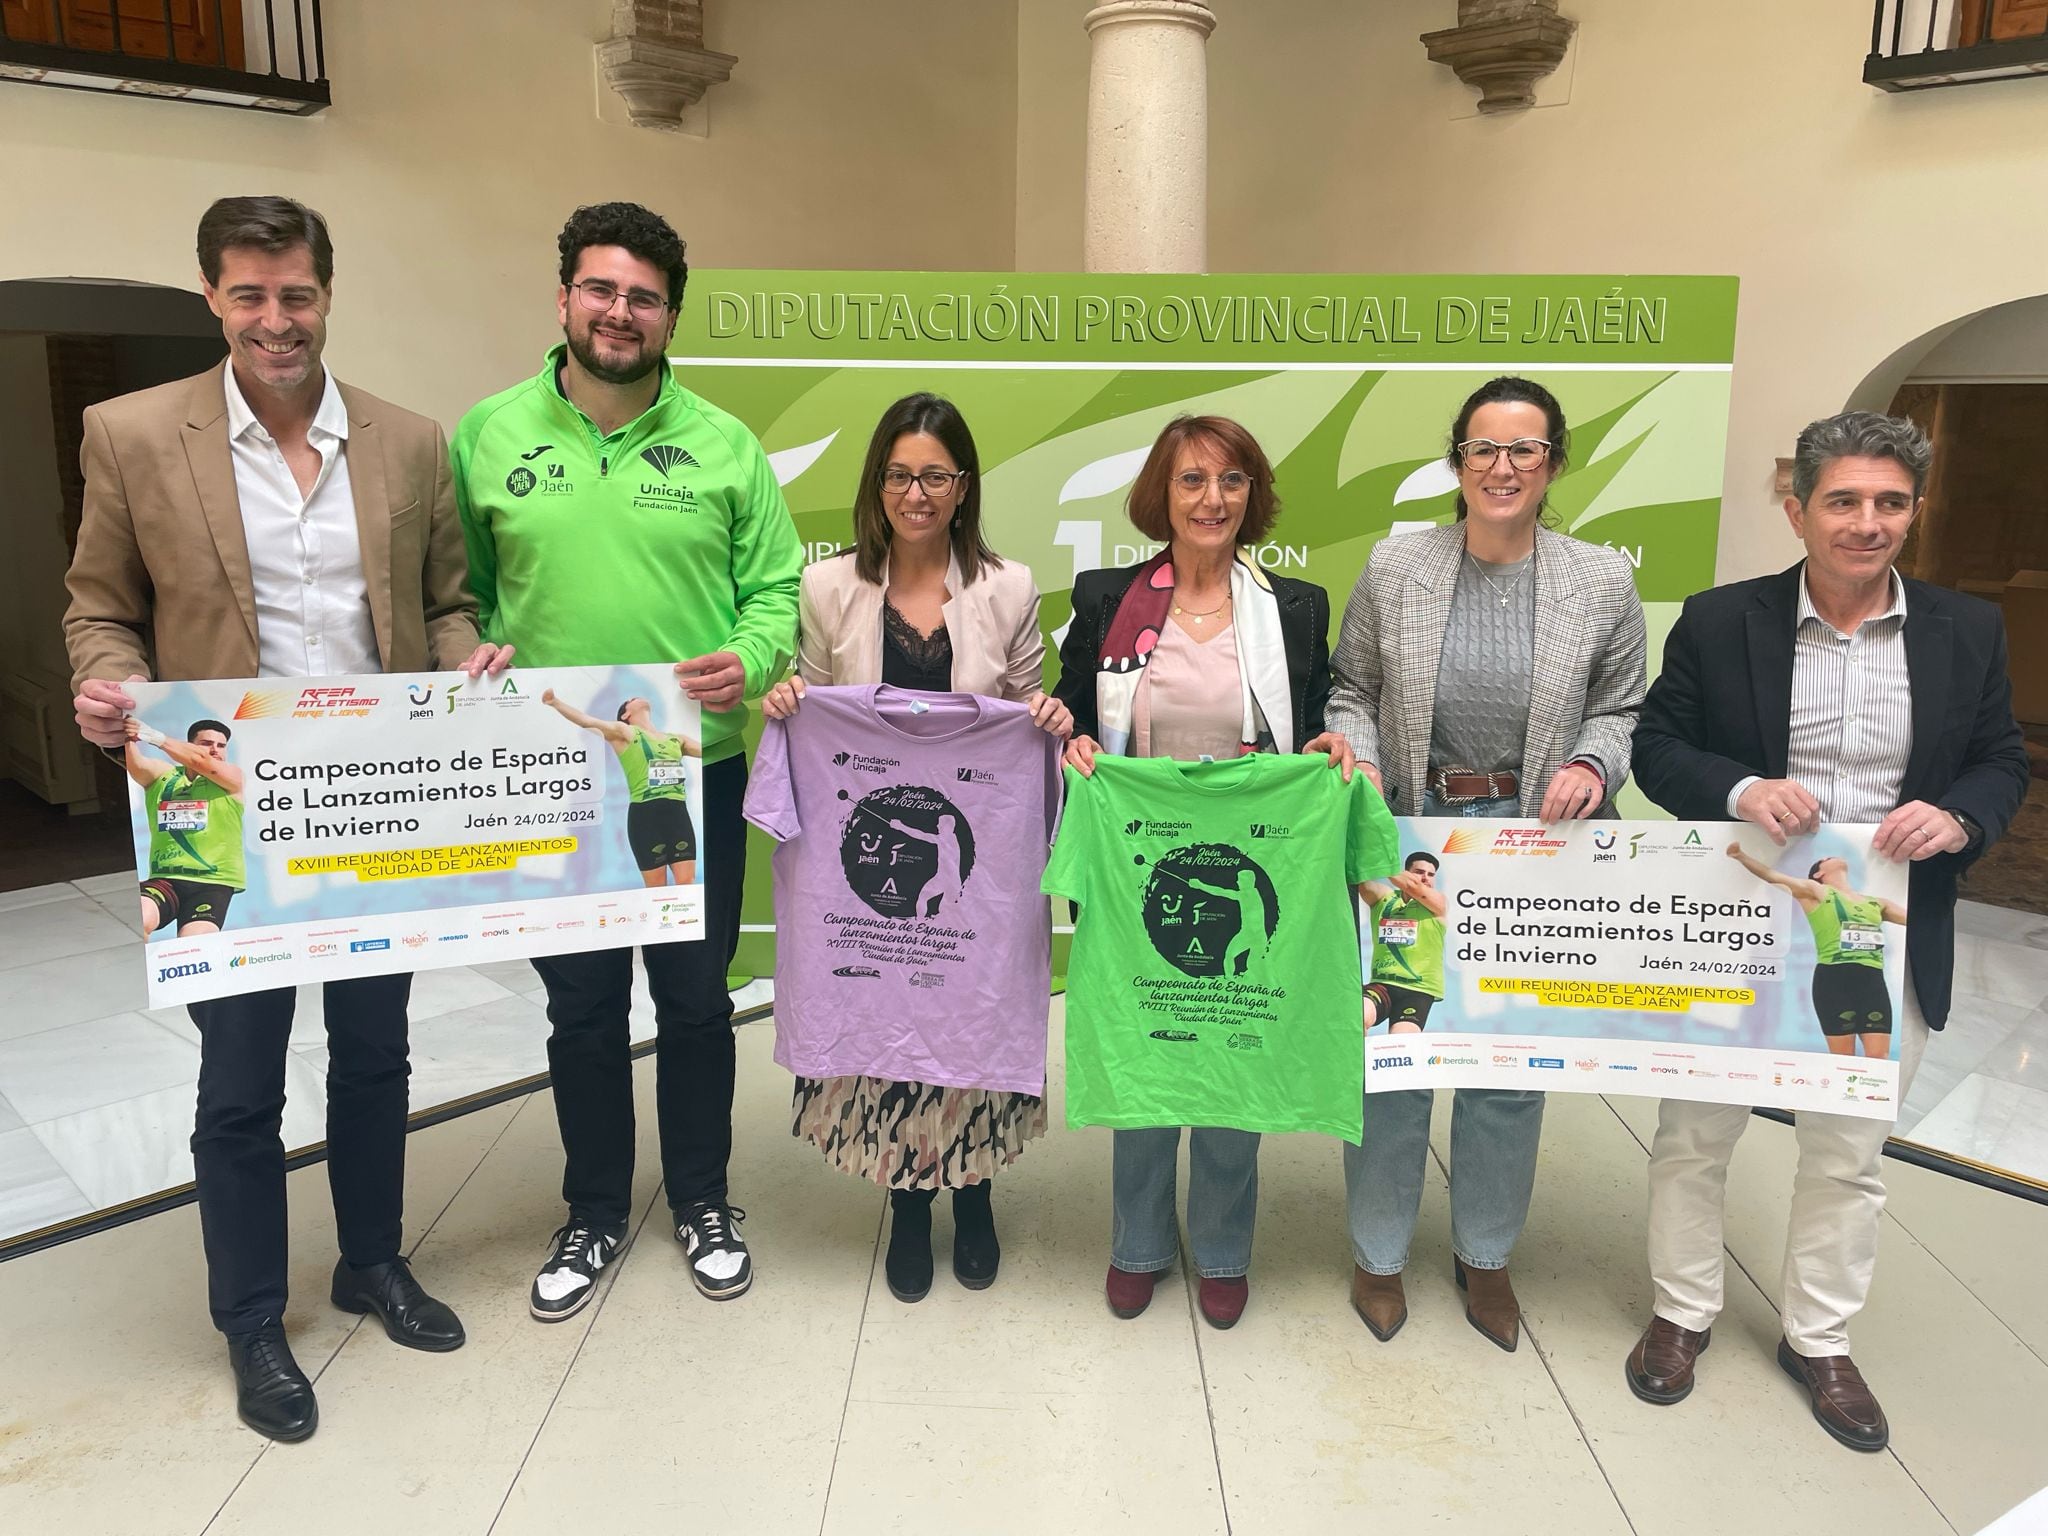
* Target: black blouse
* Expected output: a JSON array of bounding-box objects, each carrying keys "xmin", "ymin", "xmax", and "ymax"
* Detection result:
[{"xmin": 880, "ymin": 600, "xmax": 954, "ymax": 693}]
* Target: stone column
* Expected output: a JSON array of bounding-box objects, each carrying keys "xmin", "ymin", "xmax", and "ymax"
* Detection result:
[{"xmin": 1082, "ymin": 1, "xmax": 1217, "ymax": 273}]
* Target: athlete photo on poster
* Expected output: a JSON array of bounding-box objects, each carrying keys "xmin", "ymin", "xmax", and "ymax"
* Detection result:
[
  {"xmin": 126, "ymin": 713, "xmax": 247, "ymax": 939},
  {"xmin": 1361, "ymin": 850, "xmax": 1448, "ymax": 1033},
  {"xmin": 124, "ymin": 663, "xmax": 705, "ymax": 1007},
  {"xmin": 1359, "ymin": 817, "xmax": 1910, "ymax": 1119},
  {"xmin": 542, "ymin": 689, "xmax": 704, "ymax": 888}
]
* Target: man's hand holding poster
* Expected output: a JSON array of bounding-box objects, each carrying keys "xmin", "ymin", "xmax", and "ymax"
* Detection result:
[
  {"xmin": 125, "ymin": 665, "xmax": 706, "ymax": 1006},
  {"xmin": 1364, "ymin": 818, "xmax": 1908, "ymax": 1120}
]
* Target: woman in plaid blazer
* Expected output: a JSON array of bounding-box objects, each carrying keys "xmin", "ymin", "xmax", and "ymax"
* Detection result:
[{"xmin": 1324, "ymin": 376, "xmax": 1647, "ymax": 1352}]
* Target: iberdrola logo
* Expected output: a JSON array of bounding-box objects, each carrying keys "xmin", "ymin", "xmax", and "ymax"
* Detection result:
[{"xmin": 640, "ymin": 444, "xmax": 700, "ymax": 479}]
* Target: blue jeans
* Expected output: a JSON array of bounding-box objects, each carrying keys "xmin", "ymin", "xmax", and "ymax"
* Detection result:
[
  {"xmin": 1343, "ymin": 787, "xmax": 1545, "ymax": 1273},
  {"xmin": 1111, "ymin": 1127, "xmax": 1261, "ymax": 1278}
]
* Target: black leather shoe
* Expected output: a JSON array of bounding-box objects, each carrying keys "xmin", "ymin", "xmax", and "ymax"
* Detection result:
[
  {"xmin": 331, "ymin": 1256, "xmax": 466, "ymax": 1352},
  {"xmin": 226, "ymin": 1323, "xmax": 318, "ymax": 1443}
]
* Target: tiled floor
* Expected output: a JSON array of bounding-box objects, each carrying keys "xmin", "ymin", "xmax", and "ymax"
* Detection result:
[
  {"xmin": 1, "ymin": 1018, "xmax": 2045, "ymax": 1535},
  {"xmin": 2, "ymin": 880, "xmax": 2041, "ymax": 1247},
  {"xmin": 0, "ymin": 875, "xmax": 772, "ymax": 1245}
]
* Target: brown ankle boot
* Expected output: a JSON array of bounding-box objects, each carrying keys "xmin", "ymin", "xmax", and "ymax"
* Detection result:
[
  {"xmin": 1455, "ymin": 1257, "xmax": 1520, "ymax": 1352},
  {"xmin": 1350, "ymin": 1266, "xmax": 1407, "ymax": 1341}
]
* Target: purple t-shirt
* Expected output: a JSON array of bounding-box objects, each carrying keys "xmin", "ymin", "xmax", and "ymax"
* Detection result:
[{"xmin": 744, "ymin": 684, "xmax": 1061, "ymax": 1094}]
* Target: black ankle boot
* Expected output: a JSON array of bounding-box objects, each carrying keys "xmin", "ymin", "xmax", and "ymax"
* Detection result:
[
  {"xmin": 885, "ymin": 1189, "xmax": 936, "ymax": 1303},
  {"xmin": 952, "ymin": 1180, "xmax": 1000, "ymax": 1290}
]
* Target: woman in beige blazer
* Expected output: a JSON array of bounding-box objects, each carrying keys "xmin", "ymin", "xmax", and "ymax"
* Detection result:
[{"xmin": 761, "ymin": 392, "xmax": 1070, "ymax": 1305}]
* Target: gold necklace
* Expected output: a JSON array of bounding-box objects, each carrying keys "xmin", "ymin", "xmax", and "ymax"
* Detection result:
[{"xmin": 1172, "ymin": 594, "xmax": 1232, "ymax": 626}]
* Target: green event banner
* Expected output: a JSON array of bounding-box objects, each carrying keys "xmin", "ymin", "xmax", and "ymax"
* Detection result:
[{"xmin": 672, "ymin": 271, "xmax": 1740, "ymax": 982}]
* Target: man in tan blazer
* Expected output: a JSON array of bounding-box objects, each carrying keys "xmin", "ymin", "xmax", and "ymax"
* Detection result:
[{"xmin": 63, "ymin": 196, "xmax": 505, "ymax": 1445}]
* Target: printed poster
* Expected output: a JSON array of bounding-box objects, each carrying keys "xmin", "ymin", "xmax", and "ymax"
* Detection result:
[
  {"xmin": 1362, "ymin": 818, "xmax": 1909, "ymax": 1120},
  {"xmin": 124, "ymin": 665, "xmax": 705, "ymax": 1006}
]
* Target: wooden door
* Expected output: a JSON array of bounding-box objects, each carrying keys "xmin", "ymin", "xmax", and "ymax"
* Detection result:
[
  {"xmin": 1960, "ymin": 0, "xmax": 2048, "ymax": 42},
  {"xmin": 0, "ymin": 0, "xmax": 246, "ymax": 69}
]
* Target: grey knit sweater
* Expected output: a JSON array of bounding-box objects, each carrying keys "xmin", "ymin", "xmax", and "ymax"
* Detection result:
[{"xmin": 1427, "ymin": 551, "xmax": 1534, "ymax": 777}]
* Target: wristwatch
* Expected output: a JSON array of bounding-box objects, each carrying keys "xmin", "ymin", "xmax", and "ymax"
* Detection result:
[{"xmin": 1946, "ymin": 807, "xmax": 1984, "ymax": 853}]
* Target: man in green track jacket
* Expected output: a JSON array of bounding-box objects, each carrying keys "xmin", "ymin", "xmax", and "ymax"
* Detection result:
[{"xmin": 453, "ymin": 202, "xmax": 801, "ymax": 1318}]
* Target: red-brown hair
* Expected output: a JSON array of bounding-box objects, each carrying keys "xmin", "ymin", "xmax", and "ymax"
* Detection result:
[{"xmin": 1125, "ymin": 415, "xmax": 1281, "ymax": 546}]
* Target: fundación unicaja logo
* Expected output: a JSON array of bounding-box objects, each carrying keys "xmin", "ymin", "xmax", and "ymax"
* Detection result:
[{"xmin": 639, "ymin": 444, "xmax": 700, "ymax": 478}]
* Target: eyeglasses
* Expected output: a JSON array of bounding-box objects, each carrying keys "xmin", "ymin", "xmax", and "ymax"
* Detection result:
[
  {"xmin": 568, "ymin": 279, "xmax": 674, "ymax": 320},
  {"xmin": 881, "ymin": 468, "xmax": 969, "ymax": 496},
  {"xmin": 1455, "ymin": 438, "xmax": 1552, "ymax": 472},
  {"xmin": 1174, "ymin": 470, "xmax": 1252, "ymax": 497}
]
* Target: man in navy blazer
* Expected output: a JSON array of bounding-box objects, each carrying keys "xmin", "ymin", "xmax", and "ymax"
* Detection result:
[{"xmin": 1623, "ymin": 411, "xmax": 2027, "ymax": 1452}]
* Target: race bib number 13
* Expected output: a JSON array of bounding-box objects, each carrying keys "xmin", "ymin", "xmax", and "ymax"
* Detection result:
[{"xmin": 158, "ymin": 800, "xmax": 207, "ymax": 832}]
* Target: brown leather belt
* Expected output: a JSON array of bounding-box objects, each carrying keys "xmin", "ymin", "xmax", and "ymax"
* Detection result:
[{"xmin": 1427, "ymin": 767, "xmax": 1518, "ymax": 805}]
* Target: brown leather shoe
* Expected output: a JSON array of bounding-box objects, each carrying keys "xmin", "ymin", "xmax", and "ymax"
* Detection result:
[
  {"xmin": 1625, "ymin": 1317, "xmax": 1711, "ymax": 1405},
  {"xmin": 1777, "ymin": 1339, "xmax": 1889, "ymax": 1452},
  {"xmin": 1350, "ymin": 1266, "xmax": 1408, "ymax": 1342},
  {"xmin": 1454, "ymin": 1257, "xmax": 1519, "ymax": 1352}
]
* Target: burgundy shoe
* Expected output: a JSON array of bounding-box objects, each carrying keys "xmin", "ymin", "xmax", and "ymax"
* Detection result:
[
  {"xmin": 1106, "ymin": 1265, "xmax": 1160, "ymax": 1319},
  {"xmin": 1777, "ymin": 1339, "xmax": 1890, "ymax": 1452},
  {"xmin": 1198, "ymin": 1275, "xmax": 1249, "ymax": 1329}
]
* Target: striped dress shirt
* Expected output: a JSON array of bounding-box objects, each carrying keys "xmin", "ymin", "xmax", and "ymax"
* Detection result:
[{"xmin": 1726, "ymin": 569, "xmax": 1912, "ymax": 821}]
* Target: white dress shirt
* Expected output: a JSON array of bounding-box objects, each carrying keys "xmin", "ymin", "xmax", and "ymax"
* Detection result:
[
  {"xmin": 1726, "ymin": 568, "xmax": 1912, "ymax": 821},
  {"xmin": 223, "ymin": 363, "xmax": 380, "ymax": 679}
]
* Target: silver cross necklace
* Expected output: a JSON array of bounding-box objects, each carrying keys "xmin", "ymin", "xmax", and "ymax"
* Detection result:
[{"xmin": 1466, "ymin": 552, "xmax": 1532, "ymax": 608}]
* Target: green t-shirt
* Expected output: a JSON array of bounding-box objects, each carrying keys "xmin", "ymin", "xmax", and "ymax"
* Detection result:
[
  {"xmin": 1808, "ymin": 889, "xmax": 1886, "ymax": 970},
  {"xmin": 452, "ymin": 348, "xmax": 804, "ymax": 765},
  {"xmin": 145, "ymin": 767, "xmax": 246, "ymax": 892},
  {"xmin": 1043, "ymin": 753, "xmax": 1399, "ymax": 1139},
  {"xmin": 619, "ymin": 729, "xmax": 689, "ymax": 804},
  {"xmin": 1370, "ymin": 892, "xmax": 1446, "ymax": 999}
]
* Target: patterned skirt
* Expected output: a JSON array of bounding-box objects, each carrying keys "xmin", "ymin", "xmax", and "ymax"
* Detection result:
[{"xmin": 791, "ymin": 1076, "xmax": 1047, "ymax": 1190}]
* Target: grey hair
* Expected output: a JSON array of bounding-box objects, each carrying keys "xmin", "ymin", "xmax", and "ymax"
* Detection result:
[{"xmin": 1790, "ymin": 411, "xmax": 1932, "ymax": 505}]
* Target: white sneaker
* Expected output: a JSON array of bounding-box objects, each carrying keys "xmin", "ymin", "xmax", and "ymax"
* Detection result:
[{"xmin": 529, "ymin": 1223, "xmax": 626, "ymax": 1322}]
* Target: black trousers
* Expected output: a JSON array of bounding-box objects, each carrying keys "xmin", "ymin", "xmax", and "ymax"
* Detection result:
[
  {"xmin": 534, "ymin": 754, "xmax": 747, "ymax": 1231},
  {"xmin": 188, "ymin": 972, "xmax": 413, "ymax": 1336}
]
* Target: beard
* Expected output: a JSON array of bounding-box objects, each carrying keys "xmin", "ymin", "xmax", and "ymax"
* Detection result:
[
  {"xmin": 564, "ymin": 318, "xmax": 665, "ymax": 386},
  {"xmin": 234, "ymin": 329, "xmax": 320, "ymax": 391}
]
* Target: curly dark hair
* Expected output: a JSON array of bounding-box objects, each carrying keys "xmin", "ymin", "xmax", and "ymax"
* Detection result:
[{"xmin": 556, "ymin": 202, "xmax": 688, "ymax": 309}]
